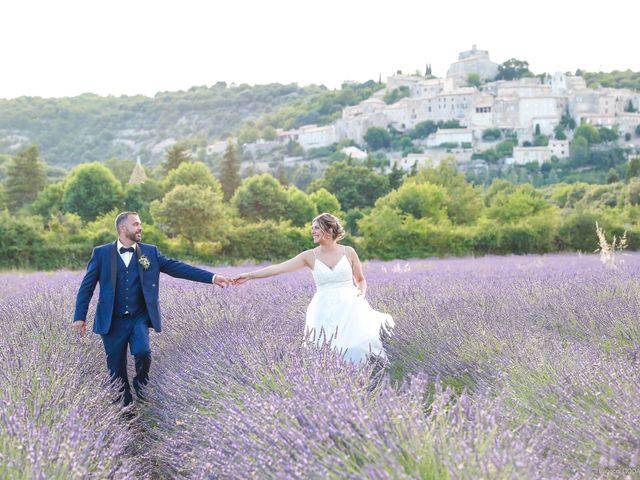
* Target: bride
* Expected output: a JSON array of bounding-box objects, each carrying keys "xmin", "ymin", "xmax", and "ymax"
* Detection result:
[{"xmin": 232, "ymin": 213, "xmax": 394, "ymax": 364}]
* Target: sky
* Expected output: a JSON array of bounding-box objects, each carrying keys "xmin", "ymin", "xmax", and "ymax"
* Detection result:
[{"xmin": 2, "ymin": 0, "xmax": 639, "ymax": 99}]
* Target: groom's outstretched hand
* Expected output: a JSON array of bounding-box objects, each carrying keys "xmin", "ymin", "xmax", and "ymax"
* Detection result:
[
  {"xmin": 213, "ymin": 274, "xmax": 231, "ymax": 288},
  {"xmin": 72, "ymin": 320, "xmax": 87, "ymax": 336}
]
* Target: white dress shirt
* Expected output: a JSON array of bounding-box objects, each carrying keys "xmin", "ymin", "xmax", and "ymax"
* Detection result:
[{"xmin": 117, "ymin": 240, "xmax": 135, "ymax": 268}]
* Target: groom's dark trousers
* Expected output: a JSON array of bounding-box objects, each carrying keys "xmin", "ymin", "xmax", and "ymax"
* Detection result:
[{"xmin": 73, "ymin": 241, "xmax": 215, "ymax": 406}]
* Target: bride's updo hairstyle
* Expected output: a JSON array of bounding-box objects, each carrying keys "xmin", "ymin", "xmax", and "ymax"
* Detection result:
[{"xmin": 313, "ymin": 213, "xmax": 346, "ymax": 241}]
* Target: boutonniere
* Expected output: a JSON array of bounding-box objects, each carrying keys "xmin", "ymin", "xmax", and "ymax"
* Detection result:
[{"xmin": 138, "ymin": 255, "xmax": 151, "ymax": 270}]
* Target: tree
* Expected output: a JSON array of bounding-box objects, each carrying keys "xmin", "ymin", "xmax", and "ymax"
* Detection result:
[
  {"xmin": 363, "ymin": 127, "xmax": 391, "ymax": 151},
  {"xmin": 495, "ymin": 58, "xmax": 532, "ymax": 81},
  {"xmin": 31, "ymin": 182, "xmax": 64, "ymax": 218},
  {"xmin": 388, "ymin": 162, "xmax": 405, "ymax": 189},
  {"xmin": 4, "ymin": 145, "xmax": 47, "ymax": 212},
  {"xmin": 150, "ymin": 184, "xmax": 226, "ymax": 245},
  {"xmin": 598, "ymin": 127, "xmax": 618, "ymax": 143},
  {"xmin": 626, "ymin": 157, "xmax": 640, "ymax": 182},
  {"xmin": 410, "ymin": 120, "xmax": 438, "ymax": 139},
  {"xmin": 284, "ymin": 186, "xmax": 317, "ymax": 226},
  {"xmin": 570, "ymin": 137, "xmax": 590, "ymax": 165},
  {"xmin": 574, "ymin": 124, "xmax": 601, "ymax": 144},
  {"xmin": 554, "ymin": 124, "xmax": 567, "ymax": 140},
  {"xmin": 163, "ymin": 161, "xmax": 221, "ymax": 194},
  {"xmin": 375, "ymin": 182, "xmax": 449, "ymax": 222},
  {"xmin": 123, "ymin": 180, "xmax": 163, "ymax": 223},
  {"xmin": 607, "ymin": 168, "xmax": 620, "ymax": 184},
  {"xmin": 534, "ymin": 134, "xmax": 549, "ymax": 147},
  {"xmin": 414, "ymin": 159, "xmax": 485, "ymax": 224},
  {"xmin": 161, "ymin": 143, "xmax": 191, "ymax": 175},
  {"xmin": 286, "ymin": 140, "xmax": 304, "ymax": 157},
  {"xmin": 482, "ymin": 128, "xmax": 501, "ymax": 141},
  {"xmin": 466, "ymin": 73, "xmax": 481, "ymax": 88},
  {"xmin": 308, "ymin": 188, "xmax": 342, "ymax": 216},
  {"xmin": 63, "ymin": 163, "xmax": 123, "ymax": 221},
  {"xmin": 232, "ymin": 174, "xmax": 288, "ymax": 221},
  {"xmin": 495, "ymin": 140, "xmax": 516, "ymax": 159},
  {"xmin": 320, "ymin": 161, "xmax": 390, "ymax": 211},
  {"xmin": 261, "ymin": 125, "xmax": 277, "ymax": 141},
  {"xmin": 219, "ymin": 140, "xmax": 242, "ymax": 201},
  {"xmin": 625, "ymin": 100, "xmax": 637, "ymax": 113},
  {"xmin": 383, "ymin": 86, "xmax": 410, "ymax": 105},
  {"xmin": 237, "ymin": 123, "xmax": 261, "ymax": 145},
  {"xmin": 487, "ymin": 184, "xmax": 552, "ymax": 223}
]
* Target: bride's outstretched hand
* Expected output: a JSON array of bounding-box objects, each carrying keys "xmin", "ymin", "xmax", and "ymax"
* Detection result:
[{"xmin": 232, "ymin": 273, "xmax": 251, "ymax": 286}]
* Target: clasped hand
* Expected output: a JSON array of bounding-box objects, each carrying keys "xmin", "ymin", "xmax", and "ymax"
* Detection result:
[{"xmin": 213, "ymin": 273, "xmax": 252, "ymax": 288}]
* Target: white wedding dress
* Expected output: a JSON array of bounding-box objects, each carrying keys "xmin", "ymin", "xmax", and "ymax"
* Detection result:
[{"xmin": 305, "ymin": 248, "xmax": 394, "ymax": 364}]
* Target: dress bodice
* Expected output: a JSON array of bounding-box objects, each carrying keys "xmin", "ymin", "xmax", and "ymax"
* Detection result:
[{"xmin": 312, "ymin": 254, "xmax": 354, "ymax": 291}]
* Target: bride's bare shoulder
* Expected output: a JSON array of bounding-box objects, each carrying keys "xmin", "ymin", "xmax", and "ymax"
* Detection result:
[
  {"xmin": 343, "ymin": 245, "xmax": 358, "ymax": 257},
  {"xmin": 299, "ymin": 249, "xmax": 316, "ymax": 265}
]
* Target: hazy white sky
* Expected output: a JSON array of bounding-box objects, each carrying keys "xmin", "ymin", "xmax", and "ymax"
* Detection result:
[{"xmin": 2, "ymin": 0, "xmax": 638, "ymax": 99}]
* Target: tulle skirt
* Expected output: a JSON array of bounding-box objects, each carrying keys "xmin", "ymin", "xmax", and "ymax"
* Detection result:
[{"xmin": 305, "ymin": 284, "xmax": 394, "ymax": 364}]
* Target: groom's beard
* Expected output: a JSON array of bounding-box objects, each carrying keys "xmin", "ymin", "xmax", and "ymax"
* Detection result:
[{"xmin": 126, "ymin": 230, "xmax": 142, "ymax": 243}]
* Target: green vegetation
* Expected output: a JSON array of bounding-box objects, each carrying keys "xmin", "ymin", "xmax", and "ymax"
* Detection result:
[
  {"xmin": 578, "ymin": 69, "xmax": 640, "ymax": 90},
  {"xmin": 3, "ymin": 138, "xmax": 640, "ymax": 270},
  {"xmin": 0, "ymin": 83, "xmax": 328, "ymax": 167}
]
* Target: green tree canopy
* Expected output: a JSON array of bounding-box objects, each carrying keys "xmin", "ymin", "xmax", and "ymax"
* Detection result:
[
  {"xmin": 574, "ymin": 124, "xmax": 601, "ymax": 144},
  {"xmin": 308, "ymin": 188, "xmax": 342, "ymax": 217},
  {"xmin": 63, "ymin": 163, "xmax": 123, "ymax": 221},
  {"xmin": 626, "ymin": 157, "xmax": 640, "ymax": 182},
  {"xmin": 237, "ymin": 123, "xmax": 261, "ymax": 145},
  {"xmin": 5, "ymin": 145, "xmax": 47, "ymax": 212},
  {"xmin": 570, "ymin": 136, "xmax": 590, "ymax": 165},
  {"xmin": 162, "ymin": 161, "xmax": 221, "ymax": 194},
  {"xmin": 496, "ymin": 58, "xmax": 533, "ymax": 81},
  {"xmin": 150, "ymin": 184, "xmax": 226, "ymax": 245},
  {"xmin": 232, "ymin": 173, "xmax": 288, "ymax": 222},
  {"xmin": 388, "ymin": 162, "xmax": 405, "ymax": 190},
  {"xmin": 409, "ymin": 120, "xmax": 438, "ymax": 140},
  {"xmin": 219, "ymin": 141, "xmax": 242, "ymax": 201},
  {"xmin": 375, "ymin": 182, "xmax": 450, "ymax": 222},
  {"xmin": 383, "ymin": 86, "xmax": 410, "ymax": 104},
  {"xmin": 414, "ymin": 159, "xmax": 485, "ymax": 224},
  {"xmin": 319, "ymin": 161, "xmax": 390, "ymax": 211},
  {"xmin": 283, "ymin": 186, "xmax": 317, "ymax": 227},
  {"xmin": 123, "ymin": 179, "xmax": 164, "ymax": 223},
  {"xmin": 161, "ymin": 143, "xmax": 191, "ymax": 175},
  {"xmin": 261, "ymin": 126, "xmax": 277, "ymax": 141},
  {"xmin": 466, "ymin": 73, "xmax": 481, "ymax": 87},
  {"xmin": 31, "ymin": 182, "xmax": 64, "ymax": 218},
  {"xmin": 487, "ymin": 184, "xmax": 553, "ymax": 223},
  {"xmin": 363, "ymin": 127, "xmax": 391, "ymax": 151}
]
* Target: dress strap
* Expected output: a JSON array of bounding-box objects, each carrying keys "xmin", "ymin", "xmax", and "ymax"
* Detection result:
[{"xmin": 343, "ymin": 245, "xmax": 347, "ymax": 255}]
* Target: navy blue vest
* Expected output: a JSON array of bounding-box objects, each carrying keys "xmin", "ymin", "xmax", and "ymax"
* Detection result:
[{"xmin": 113, "ymin": 254, "xmax": 146, "ymax": 318}]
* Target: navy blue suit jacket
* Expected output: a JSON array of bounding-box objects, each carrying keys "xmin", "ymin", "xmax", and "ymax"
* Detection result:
[{"xmin": 73, "ymin": 242, "xmax": 214, "ymax": 334}]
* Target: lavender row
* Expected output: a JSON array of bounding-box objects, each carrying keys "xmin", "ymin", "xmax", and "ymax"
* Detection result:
[
  {"xmin": 1, "ymin": 253, "xmax": 638, "ymax": 478},
  {"xmin": 0, "ymin": 283, "xmax": 140, "ymax": 479}
]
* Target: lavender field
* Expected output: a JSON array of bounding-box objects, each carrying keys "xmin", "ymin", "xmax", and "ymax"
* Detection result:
[{"xmin": 1, "ymin": 253, "xmax": 639, "ymax": 479}]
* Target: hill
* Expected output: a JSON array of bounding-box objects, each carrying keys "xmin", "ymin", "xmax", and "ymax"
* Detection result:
[{"xmin": 0, "ymin": 82, "xmax": 327, "ymax": 167}]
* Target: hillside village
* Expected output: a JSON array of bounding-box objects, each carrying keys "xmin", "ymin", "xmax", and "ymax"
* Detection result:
[{"xmin": 222, "ymin": 45, "xmax": 640, "ymax": 175}]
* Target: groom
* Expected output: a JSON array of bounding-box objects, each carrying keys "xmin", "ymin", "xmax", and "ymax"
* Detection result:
[{"xmin": 72, "ymin": 211, "xmax": 230, "ymax": 406}]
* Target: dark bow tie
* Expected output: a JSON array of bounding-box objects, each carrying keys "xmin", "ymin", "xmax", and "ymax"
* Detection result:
[{"xmin": 119, "ymin": 246, "xmax": 135, "ymax": 254}]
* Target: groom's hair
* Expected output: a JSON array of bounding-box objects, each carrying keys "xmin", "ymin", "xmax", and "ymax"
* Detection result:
[{"xmin": 115, "ymin": 211, "xmax": 139, "ymax": 233}]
